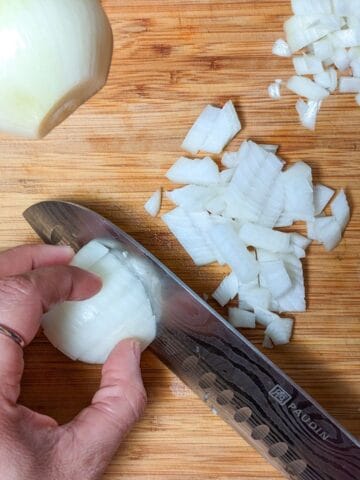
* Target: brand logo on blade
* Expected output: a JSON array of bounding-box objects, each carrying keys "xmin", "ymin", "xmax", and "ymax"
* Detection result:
[
  {"xmin": 268, "ymin": 384, "xmax": 330, "ymax": 441},
  {"xmin": 269, "ymin": 384, "xmax": 292, "ymax": 406}
]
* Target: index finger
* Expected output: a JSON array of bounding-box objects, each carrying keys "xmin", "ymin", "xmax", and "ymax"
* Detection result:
[{"xmin": 0, "ymin": 245, "xmax": 74, "ymax": 278}]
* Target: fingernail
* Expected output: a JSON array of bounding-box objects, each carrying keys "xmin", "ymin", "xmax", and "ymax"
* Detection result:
[{"xmin": 57, "ymin": 245, "xmax": 74, "ymax": 255}]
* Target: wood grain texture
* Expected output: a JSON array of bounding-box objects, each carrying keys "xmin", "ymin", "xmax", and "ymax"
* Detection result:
[{"xmin": 0, "ymin": 0, "xmax": 358, "ymax": 479}]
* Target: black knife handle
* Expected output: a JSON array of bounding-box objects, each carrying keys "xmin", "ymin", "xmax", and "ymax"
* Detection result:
[{"xmin": 152, "ymin": 324, "xmax": 360, "ymax": 480}]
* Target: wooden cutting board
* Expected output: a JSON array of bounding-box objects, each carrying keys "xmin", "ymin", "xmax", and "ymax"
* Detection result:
[{"xmin": 0, "ymin": 1, "xmax": 359, "ymax": 478}]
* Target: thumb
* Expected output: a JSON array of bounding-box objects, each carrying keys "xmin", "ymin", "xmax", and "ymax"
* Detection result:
[{"xmin": 62, "ymin": 339, "xmax": 146, "ymax": 469}]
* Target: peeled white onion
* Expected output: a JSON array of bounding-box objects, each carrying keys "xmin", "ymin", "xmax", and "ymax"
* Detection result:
[
  {"xmin": 43, "ymin": 240, "xmax": 156, "ymax": 364},
  {"xmin": 0, "ymin": 0, "xmax": 113, "ymax": 139}
]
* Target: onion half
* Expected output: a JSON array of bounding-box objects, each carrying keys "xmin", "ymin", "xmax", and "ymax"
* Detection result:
[{"xmin": 0, "ymin": 0, "xmax": 113, "ymax": 139}]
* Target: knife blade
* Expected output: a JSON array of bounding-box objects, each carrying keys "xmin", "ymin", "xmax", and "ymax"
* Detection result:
[{"xmin": 23, "ymin": 200, "xmax": 360, "ymax": 480}]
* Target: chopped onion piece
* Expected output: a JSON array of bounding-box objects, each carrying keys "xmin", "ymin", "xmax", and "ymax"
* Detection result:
[
  {"xmin": 349, "ymin": 47, "xmax": 360, "ymax": 61},
  {"xmin": 351, "ymin": 58, "xmax": 360, "ymax": 77},
  {"xmin": 314, "ymin": 68, "xmax": 338, "ymax": 92},
  {"xmin": 307, "ymin": 220, "xmax": 317, "ymax": 241},
  {"xmin": 162, "ymin": 208, "xmax": 217, "ymax": 266},
  {"xmin": 292, "ymin": 245, "xmax": 306, "ymax": 259},
  {"xmin": 239, "ymin": 223, "xmax": 291, "ymax": 253},
  {"xmin": 254, "ymin": 307, "xmax": 280, "ymax": 327},
  {"xmin": 166, "ymin": 184, "xmax": 218, "ymax": 211},
  {"xmin": 145, "ymin": 189, "xmax": 162, "ymax": 217},
  {"xmin": 339, "ymin": 77, "xmax": 360, "ymax": 93},
  {"xmin": 333, "ymin": 48, "xmax": 351, "ymax": 71},
  {"xmin": 226, "ymin": 141, "xmax": 283, "ymax": 223},
  {"xmin": 257, "ymin": 175, "xmax": 285, "ymax": 228},
  {"xmin": 260, "ymin": 260, "xmax": 292, "ymax": 298},
  {"xmin": 293, "ymin": 55, "xmax": 324, "ymax": 75},
  {"xmin": 265, "ymin": 318, "xmax": 294, "ymax": 346},
  {"xmin": 331, "ymin": 189, "xmax": 350, "ymax": 231},
  {"xmin": 314, "ymin": 216, "xmax": 342, "ymax": 251},
  {"xmin": 166, "ymin": 157, "xmax": 219, "ymax": 185},
  {"xmin": 268, "ymin": 79, "xmax": 282, "ymax": 99},
  {"xmin": 296, "ymin": 99, "xmax": 322, "ymax": 131},
  {"xmin": 208, "ymin": 223, "xmax": 259, "ymax": 283},
  {"xmin": 263, "ymin": 335, "xmax": 274, "ymax": 349},
  {"xmin": 331, "ymin": 29, "xmax": 360, "ymax": 49},
  {"xmin": 276, "ymin": 255, "xmax": 306, "ymax": 312},
  {"xmin": 291, "ymin": 233, "xmax": 312, "ymax": 250},
  {"xmin": 220, "ymin": 168, "xmax": 235, "ymax": 184},
  {"xmin": 290, "ymin": 0, "xmax": 332, "ymax": 15},
  {"xmin": 239, "ymin": 285, "xmax": 271, "ymax": 311},
  {"xmin": 260, "ymin": 144, "xmax": 279, "ymax": 154},
  {"xmin": 356, "ymin": 93, "xmax": 360, "ymax": 105},
  {"xmin": 201, "ymin": 100, "xmax": 241, "ymax": 154},
  {"xmin": 222, "ymin": 151, "xmax": 239, "ymax": 169},
  {"xmin": 275, "ymin": 213, "xmax": 294, "ymax": 228},
  {"xmin": 206, "ymin": 195, "xmax": 227, "ymax": 215},
  {"xmin": 287, "ymin": 76, "xmax": 329, "ymax": 100},
  {"xmin": 212, "ymin": 272, "xmax": 238, "ymax": 307},
  {"xmin": 333, "ymin": 0, "xmax": 360, "ymax": 17},
  {"xmin": 272, "ymin": 38, "xmax": 292, "ymax": 57},
  {"xmin": 187, "ymin": 211, "xmax": 230, "ymax": 265},
  {"xmin": 313, "ymin": 183, "xmax": 335, "ymax": 215},
  {"xmin": 313, "ymin": 38, "xmax": 334, "ymax": 60},
  {"xmin": 285, "ymin": 17, "xmax": 341, "ymax": 52},
  {"xmin": 181, "ymin": 105, "xmax": 221, "ymax": 154},
  {"xmin": 283, "ymin": 162, "xmax": 314, "ymax": 222},
  {"xmin": 229, "ymin": 308, "xmax": 256, "ymax": 329}
]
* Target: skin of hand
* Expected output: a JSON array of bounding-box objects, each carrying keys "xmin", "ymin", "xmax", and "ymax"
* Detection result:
[{"xmin": 0, "ymin": 245, "xmax": 147, "ymax": 480}]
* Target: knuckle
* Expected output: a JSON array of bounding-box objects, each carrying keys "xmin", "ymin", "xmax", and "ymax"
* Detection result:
[{"xmin": 0, "ymin": 275, "xmax": 38, "ymax": 303}]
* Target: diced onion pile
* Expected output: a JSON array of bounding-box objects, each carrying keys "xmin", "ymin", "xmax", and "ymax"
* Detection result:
[
  {"xmin": 146, "ymin": 100, "xmax": 351, "ymax": 348},
  {"xmin": 271, "ymin": 0, "xmax": 360, "ymax": 130}
]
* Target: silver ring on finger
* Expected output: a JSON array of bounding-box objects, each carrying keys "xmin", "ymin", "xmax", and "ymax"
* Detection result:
[{"xmin": 0, "ymin": 324, "xmax": 25, "ymax": 348}]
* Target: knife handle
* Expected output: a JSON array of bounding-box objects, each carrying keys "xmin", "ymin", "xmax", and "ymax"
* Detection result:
[{"xmin": 153, "ymin": 325, "xmax": 360, "ymax": 480}]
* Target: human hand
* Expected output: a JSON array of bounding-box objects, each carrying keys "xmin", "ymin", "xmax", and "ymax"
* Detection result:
[{"xmin": 0, "ymin": 245, "xmax": 147, "ymax": 480}]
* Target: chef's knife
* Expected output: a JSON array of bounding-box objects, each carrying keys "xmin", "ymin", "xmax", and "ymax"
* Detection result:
[{"xmin": 23, "ymin": 201, "xmax": 360, "ymax": 480}]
